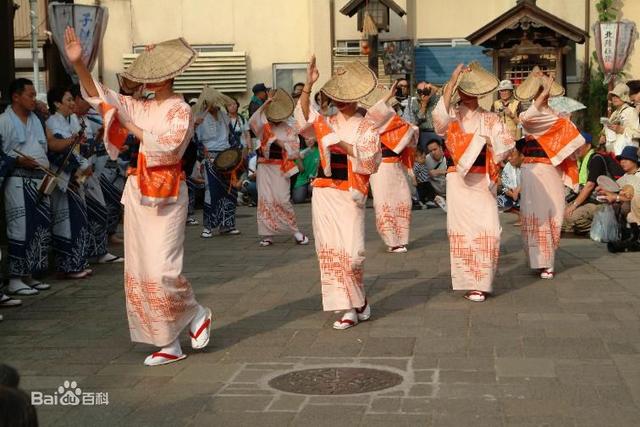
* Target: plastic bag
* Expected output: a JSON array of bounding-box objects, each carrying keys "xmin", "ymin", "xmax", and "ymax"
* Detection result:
[{"xmin": 590, "ymin": 204, "xmax": 619, "ymax": 243}]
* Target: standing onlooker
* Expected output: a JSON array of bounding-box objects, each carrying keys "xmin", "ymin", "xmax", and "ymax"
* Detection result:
[
  {"xmin": 291, "ymin": 82, "xmax": 305, "ymax": 101},
  {"xmin": 292, "ymin": 138, "xmax": 319, "ymax": 204},
  {"xmin": 402, "ymin": 80, "xmax": 441, "ymax": 151},
  {"xmin": 227, "ymin": 98, "xmax": 251, "ymax": 151},
  {"xmin": 249, "ymin": 83, "xmax": 269, "ymax": 119},
  {"xmin": 492, "ymin": 80, "xmax": 522, "ymax": 139}
]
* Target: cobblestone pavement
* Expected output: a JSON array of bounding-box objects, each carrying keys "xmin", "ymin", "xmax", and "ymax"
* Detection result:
[{"xmin": 2, "ymin": 203, "xmax": 640, "ymax": 426}]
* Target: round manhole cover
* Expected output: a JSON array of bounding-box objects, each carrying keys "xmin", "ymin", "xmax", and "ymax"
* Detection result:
[{"xmin": 268, "ymin": 367, "xmax": 403, "ymax": 395}]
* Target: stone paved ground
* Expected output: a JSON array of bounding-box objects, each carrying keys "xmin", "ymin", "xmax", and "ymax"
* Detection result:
[{"xmin": 2, "ymin": 203, "xmax": 640, "ymax": 426}]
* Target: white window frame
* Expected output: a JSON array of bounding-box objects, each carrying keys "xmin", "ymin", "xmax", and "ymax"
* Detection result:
[{"xmin": 272, "ymin": 62, "xmax": 308, "ymax": 90}]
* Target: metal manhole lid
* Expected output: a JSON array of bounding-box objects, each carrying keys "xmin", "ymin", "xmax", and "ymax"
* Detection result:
[{"xmin": 268, "ymin": 367, "xmax": 403, "ymax": 395}]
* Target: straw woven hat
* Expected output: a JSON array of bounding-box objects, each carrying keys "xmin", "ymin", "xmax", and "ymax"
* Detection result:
[
  {"xmin": 321, "ymin": 61, "xmax": 377, "ymax": 103},
  {"xmin": 192, "ymin": 86, "xmax": 234, "ymax": 115},
  {"xmin": 265, "ymin": 88, "xmax": 295, "ymax": 122},
  {"xmin": 121, "ymin": 38, "xmax": 197, "ymax": 84},
  {"xmin": 358, "ymin": 84, "xmax": 395, "ymax": 109},
  {"xmin": 515, "ymin": 66, "xmax": 565, "ymax": 101}
]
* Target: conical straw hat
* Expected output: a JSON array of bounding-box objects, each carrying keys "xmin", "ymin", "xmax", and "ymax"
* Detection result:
[
  {"xmin": 457, "ymin": 61, "xmax": 499, "ymax": 97},
  {"xmin": 192, "ymin": 86, "xmax": 234, "ymax": 115},
  {"xmin": 121, "ymin": 38, "xmax": 197, "ymax": 84},
  {"xmin": 321, "ymin": 61, "xmax": 377, "ymax": 103},
  {"xmin": 515, "ymin": 66, "xmax": 565, "ymax": 101},
  {"xmin": 358, "ymin": 84, "xmax": 394, "ymax": 109},
  {"xmin": 265, "ymin": 88, "xmax": 295, "ymax": 122}
]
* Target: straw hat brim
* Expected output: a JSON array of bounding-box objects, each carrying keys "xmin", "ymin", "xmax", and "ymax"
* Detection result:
[
  {"xmin": 457, "ymin": 61, "xmax": 499, "ymax": 97},
  {"xmin": 193, "ymin": 86, "xmax": 234, "ymax": 115},
  {"xmin": 265, "ymin": 89, "xmax": 295, "ymax": 122},
  {"xmin": 321, "ymin": 61, "xmax": 377, "ymax": 103},
  {"xmin": 358, "ymin": 84, "xmax": 391, "ymax": 109},
  {"xmin": 515, "ymin": 80, "xmax": 565, "ymax": 101},
  {"xmin": 515, "ymin": 70, "xmax": 565, "ymax": 101},
  {"xmin": 121, "ymin": 38, "xmax": 197, "ymax": 84}
]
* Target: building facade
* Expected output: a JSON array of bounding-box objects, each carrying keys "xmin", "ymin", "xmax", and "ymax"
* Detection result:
[{"xmin": 17, "ymin": 0, "xmax": 640, "ymax": 105}]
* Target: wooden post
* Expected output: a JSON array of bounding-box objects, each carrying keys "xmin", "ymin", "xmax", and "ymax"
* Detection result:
[
  {"xmin": 368, "ymin": 34, "xmax": 378, "ymax": 77},
  {"xmin": 0, "ymin": 0, "xmax": 17, "ymax": 106}
]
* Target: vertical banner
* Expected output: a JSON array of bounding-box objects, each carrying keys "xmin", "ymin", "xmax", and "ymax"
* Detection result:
[
  {"xmin": 593, "ymin": 20, "xmax": 637, "ymax": 82},
  {"xmin": 47, "ymin": 2, "xmax": 109, "ymax": 81}
]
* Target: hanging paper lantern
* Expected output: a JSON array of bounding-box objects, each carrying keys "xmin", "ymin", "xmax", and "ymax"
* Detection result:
[{"xmin": 593, "ymin": 20, "xmax": 638, "ymax": 82}]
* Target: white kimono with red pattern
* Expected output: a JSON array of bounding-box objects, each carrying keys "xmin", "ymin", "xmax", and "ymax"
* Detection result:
[
  {"xmin": 249, "ymin": 105, "xmax": 301, "ymax": 237},
  {"xmin": 366, "ymin": 100, "xmax": 418, "ymax": 248},
  {"xmin": 295, "ymin": 102, "xmax": 381, "ymax": 311},
  {"xmin": 433, "ymin": 98, "xmax": 514, "ymax": 293},
  {"xmin": 519, "ymin": 104, "xmax": 583, "ymax": 270},
  {"xmin": 81, "ymin": 79, "xmax": 199, "ymax": 347}
]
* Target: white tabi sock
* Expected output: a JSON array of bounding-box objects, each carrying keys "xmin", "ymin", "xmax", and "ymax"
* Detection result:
[
  {"xmin": 159, "ymin": 338, "xmax": 182, "ymax": 356},
  {"xmin": 190, "ymin": 305, "xmax": 207, "ymax": 331},
  {"xmin": 8, "ymin": 278, "xmax": 28, "ymax": 291},
  {"xmin": 294, "ymin": 232, "xmax": 304, "ymax": 241}
]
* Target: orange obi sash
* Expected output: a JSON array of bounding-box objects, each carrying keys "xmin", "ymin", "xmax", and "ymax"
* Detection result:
[
  {"xmin": 523, "ymin": 157, "xmax": 552, "ymax": 165},
  {"xmin": 259, "ymin": 122, "xmax": 298, "ymax": 177},
  {"xmin": 312, "ymin": 118, "xmax": 370, "ymax": 197},
  {"xmin": 99, "ymin": 102, "xmax": 182, "ymax": 205},
  {"xmin": 446, "ymin": 121, "xmax": 499, "ymax": 182}
]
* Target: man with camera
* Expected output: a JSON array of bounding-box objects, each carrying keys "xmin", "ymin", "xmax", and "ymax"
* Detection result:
[{"xmin": 402, "ymin": 81, "xmax": 440, "ymax": 151}]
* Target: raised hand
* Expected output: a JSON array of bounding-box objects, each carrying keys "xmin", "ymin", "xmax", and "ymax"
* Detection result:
[
  {"xmin": 383, "ymin": 80, "xmax": 398, "ymax": 104},
  {"xmin": 64, "ymin": 26, "xmax": 83, "ymax": 64},
  {"xmin": 306, "ymin": 55, "xmax": 320, "ymax": 86}
]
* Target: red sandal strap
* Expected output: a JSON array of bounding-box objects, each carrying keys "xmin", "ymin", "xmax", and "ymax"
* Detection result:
[
  {"xmin": 189, "ymin": 318, "xmax": 211, "ymax": 339},
  {"xmin": 151, "ymin": 352, "xmax": 181, "ymax": 360},
  {"xmin": 338, "ymin": 319, "xmax": 355, "ymax": 325}
]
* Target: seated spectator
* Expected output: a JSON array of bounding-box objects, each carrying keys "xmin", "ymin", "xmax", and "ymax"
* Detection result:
[
  {"xmin": 597, "ymin": 146, "xmax": 640, "ymax": 251},
  {"xmin": 292, "ymin": 138, "xmax": 319, "ymax": 204},
  {"xmin": 413, "ymin": 139, "xmax": 447, "ymax": 210},
  {"xmin": 563, "ymin": 135, "xmax": 624, "ymax": 234},
  {"xmin": 498, "ymin": 143, "xmax": 524, "ymax": 214}
]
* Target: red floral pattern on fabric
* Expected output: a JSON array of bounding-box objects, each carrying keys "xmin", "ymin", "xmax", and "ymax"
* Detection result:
[
  {"xmin": 521, "ymin": 213, "xmax": 561, "ymax": 263},
  {"xmin": 448, "ymin": 230, "xmax": 500, "ymax": 283},
  {"xmin": 375, "ymin": 202, "xmax": 411, "ymax": 242},
  {"xmin": 124, "ymin": 272, "xmax": 194, "ymax": 338},
  {"xmin": 317, "ymin": 245, "xmax": 364, "ymax": 302},
  {"xmin": 257, "ymin": 200, "xmax": 297, "ymax": 233}
]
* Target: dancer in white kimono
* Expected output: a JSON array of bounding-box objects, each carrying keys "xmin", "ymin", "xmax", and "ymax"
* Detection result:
[
  {"xmin": 296, "ymin": 57, "xmax": 381, "ymax": 329},
  {"xmin": 433, "ymin": 63, "xmax": 515, "ymax": 302},
  {"xmin": 65, "ymin": 27, "xmax": 211, "ymax": 366}
]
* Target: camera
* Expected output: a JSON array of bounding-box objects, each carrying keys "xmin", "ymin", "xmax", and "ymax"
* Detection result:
[{"xmin": 417, "ymin": 87, "xmax": 431, "ymax": 97}]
